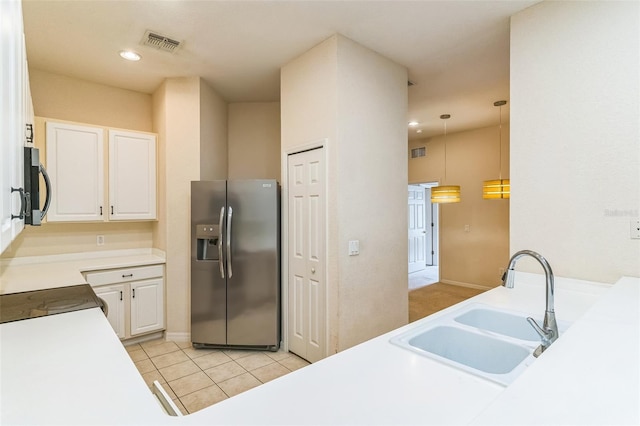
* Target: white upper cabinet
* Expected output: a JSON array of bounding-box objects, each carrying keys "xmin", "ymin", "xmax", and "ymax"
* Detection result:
[
  {"xmin": 44, "ymin": 120, "xmax": 157, "ymax": 222},
  {"xmin": 46, "ymin": 122, "xmax": 105, "ymax": 222},
  {"xmin": 108, "ymin": 130, "xmax": 157, "ymax": 221},
  {"xmin": 1, "ymin": 0, "xmax": 29, "ymax": 254}
]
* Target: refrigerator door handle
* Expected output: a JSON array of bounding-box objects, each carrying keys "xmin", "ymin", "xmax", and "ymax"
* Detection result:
[
  {"xmin": 227, "ymin": 206, "xmax": 233, "ymax": 278},
  {"xmin": 218, "ymin": 206, "xmax": 225, "ymax": 278}
]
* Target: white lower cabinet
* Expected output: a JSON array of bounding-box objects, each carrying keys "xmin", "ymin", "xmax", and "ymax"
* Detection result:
[
  {"xmin": 86, "ymin": 264, "xmax": 164, "ymax": 340},
  {"xmin": 130, "ymin": 278, "xmax": 164, "ymax": 336},
  {"xmin": 94, "ymin": 284, "xmax": 125, "ymax": 339}
]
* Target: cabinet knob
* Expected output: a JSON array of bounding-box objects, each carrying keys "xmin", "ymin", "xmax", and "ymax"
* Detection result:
[{"xmin": 311, "ymin": 268, "xmax": 316, "ymax": 274}]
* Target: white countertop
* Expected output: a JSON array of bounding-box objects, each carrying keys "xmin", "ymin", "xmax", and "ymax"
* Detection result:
[
  {"xmin": 0, "ymin": 249, "xmax": 165, "ymax": 294},
  {"xmin": 0, "ymin": 308, "xmax": 170, "ymax": 425},
  {"xmin": 1, "ymin": 272, "xmax": 637, "ymax": 425},
  {"xmin": 471, "ymin": 276, "xmax": 640, "ymax": 425}
]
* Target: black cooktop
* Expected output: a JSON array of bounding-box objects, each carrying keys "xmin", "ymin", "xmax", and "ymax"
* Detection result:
[{"xmin": 0, "ymin": 284, "xmax": 102, "ymax": 324}]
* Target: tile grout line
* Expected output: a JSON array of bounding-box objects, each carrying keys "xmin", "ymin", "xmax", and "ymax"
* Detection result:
[{"xmin": 128, "ymin": 339, "xmax": 310, "ymax": 414}]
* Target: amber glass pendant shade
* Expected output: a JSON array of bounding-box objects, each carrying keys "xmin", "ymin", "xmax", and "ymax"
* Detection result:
[
  {"xmin": 431, "ymin": 185, "xmax": 461, "ymax": 203},
  {"xmin": 482, "ymin": 179, "xmax": 510, "ymax": 199}
]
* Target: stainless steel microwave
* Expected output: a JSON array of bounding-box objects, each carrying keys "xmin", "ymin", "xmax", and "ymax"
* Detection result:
[{"xmin": 13, "ymin": 147, "xmax": 51, "ymax": 225}]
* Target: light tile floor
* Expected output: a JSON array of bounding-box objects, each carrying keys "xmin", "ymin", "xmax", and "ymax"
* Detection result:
[
  {"xmin": 408, "ymin": 265, "xmax": 439, "ymax": 290},
  {"xmin": 125, "ymin": 339, "xmax": 310, "ymax": 414}
]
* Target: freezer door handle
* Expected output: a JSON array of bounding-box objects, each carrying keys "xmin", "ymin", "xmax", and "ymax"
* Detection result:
[
  {"xmin": 227, "ymin": 206, "xmax": 233, "ymax": 279},
  {"xmin": 219, "ymin": 206, "xmax": 225, "ymax": 278}
]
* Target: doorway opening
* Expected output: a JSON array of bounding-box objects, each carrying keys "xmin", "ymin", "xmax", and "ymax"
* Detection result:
[{"xmin": 408, "ymin": 182, "xmax": 439, "ymax": 290}]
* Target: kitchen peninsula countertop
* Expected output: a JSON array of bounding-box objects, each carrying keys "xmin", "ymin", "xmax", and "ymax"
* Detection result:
[
  {"xmin": 0, "ymin": 249, "xmax": 165, "ymax": 294},
  {"xmin": 1, "ymin": 273, "xmax": 638, "ymax": 425}
]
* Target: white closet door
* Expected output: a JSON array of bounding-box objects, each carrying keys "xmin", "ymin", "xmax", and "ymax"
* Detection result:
[
  {"xmin": 287, "ymin": 147, "xmax": 325, "ymax": 363},
  {"xmin": 46, "ymin": 122, "xmax": 104, "ymax": 222}
]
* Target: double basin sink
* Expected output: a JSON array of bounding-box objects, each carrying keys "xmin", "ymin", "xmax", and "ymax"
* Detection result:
[{"xmin": 390, "ymin": 303, "xmax": 569, "ymax": 386}]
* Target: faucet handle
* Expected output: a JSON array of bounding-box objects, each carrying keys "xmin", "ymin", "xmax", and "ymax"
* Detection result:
[{"xmin": 527, "ymin": 317, "xmax": 554, "ymax": 345}]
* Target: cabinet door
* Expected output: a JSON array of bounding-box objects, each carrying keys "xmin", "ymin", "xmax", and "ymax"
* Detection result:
[
  {"xmin": 46, "ymin": 122, "xmax": 104, "ymax": 222},
  {"xmin": 94, "ymin": 284, "xmax": 126, "ymax": 339},
  {"xmin": 108, "ymin": 130, "xmax": 156, "ymax": 220},
  {"xmin": 130, "ymin": 278, "xmax": 164, "ymax": 336},
  {"xmin": 0, "ymin": 0, "xmax": 26, "ymax": 254}
]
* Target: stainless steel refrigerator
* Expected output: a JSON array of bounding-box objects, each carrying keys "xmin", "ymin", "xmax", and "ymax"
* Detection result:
[{"xmin": 190, "ymin": 180, "xmax": 280, "ymax": 350}]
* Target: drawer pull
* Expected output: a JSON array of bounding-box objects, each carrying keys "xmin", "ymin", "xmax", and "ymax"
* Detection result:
[{"xmin": 122, "ymin": 273, "xmax": 133, "ymax": 278}]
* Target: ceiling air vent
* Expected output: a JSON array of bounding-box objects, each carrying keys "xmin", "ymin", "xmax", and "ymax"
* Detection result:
[
  {"xmin": 141, "ymin": 30, "xmax": 182, "ymax": 53},
  {"xmin": 411, "ymin": 147, "xmax": 426, "ymax": 159}
]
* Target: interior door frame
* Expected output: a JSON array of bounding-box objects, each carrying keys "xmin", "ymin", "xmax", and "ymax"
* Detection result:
[
  {"xmin": 280, "ymin": 139, "xmax": 328, "ymax": 357},
  {"xmin": 408, "ymin": 181, "xmax": 440, "ymax": 278}
]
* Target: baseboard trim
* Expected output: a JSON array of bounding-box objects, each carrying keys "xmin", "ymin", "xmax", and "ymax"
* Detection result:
[
  {"xmin": 122, "ymin": 331, "xmax": 165, "ymax": 346},
  {"xmin": 440, "ymin": 279, "xmax": 493, "ymax": 291},
  {"xmin": 165, "ymin": 332, "xmax": 191, "ymax": 343}
]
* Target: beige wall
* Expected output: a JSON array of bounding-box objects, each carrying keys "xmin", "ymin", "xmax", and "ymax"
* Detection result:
[
  {"xmin": 29, "ymin": 69, "xmax": 153, "ymax": 131},
  {"xmin": 228, "ymin": 102, "xmax": 281, "ymax": 180},
  {"xmin": 282, "ymin": 34, "xmax": 408, "ymax": 353},
  {"xmin": 510, "ymin": 1, "xmax": 640, "ymax": 283},
  {"xmin": 409, "ymin": 125, "xmax": 510, "ymax": 288},
  {"xmin": 153, "ymin": 77, "xmax": 228, "ymax": 340},
  {"xmin": 281, "ymin": 36, "xmax": 340, "ymax": 352},
  {"xmin": 200, "ymin": 82, "xmax": 228, "ymax": 181},
  {"xmin": 1, "ymin": 69, "xmax": 154, "ymax": 259}
]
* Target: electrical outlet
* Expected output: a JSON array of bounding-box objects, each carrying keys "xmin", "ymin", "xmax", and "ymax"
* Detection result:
[
  {"xmin": 631, "ymin": 219, "xmax": 640, "ymax": 239},
  {"xmin": 348, "ymin": 240, "xmax": 360, "ymax": 256},
  {"xmin": 97, "ymin": 235, "xmax": 105, "ymax": 246},
  {"xmin": 464, "ymin": 224, "xmax": 470, "ymax": 232}
]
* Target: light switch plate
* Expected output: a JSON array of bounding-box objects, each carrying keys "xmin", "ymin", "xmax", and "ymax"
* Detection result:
[
  {"xmin": 631, "ymin": 219, "xmax": 640, "ymax": 239},
  {"xmin": 348, "ymin": 240, "xmax": 360, "ymax": 256}
]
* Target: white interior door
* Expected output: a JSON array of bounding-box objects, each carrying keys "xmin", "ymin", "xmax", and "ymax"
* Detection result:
[
  {"xmin": 287, "ymin": 147, "xmax": 325, "ymax": 363},
  {"xmin": 408, "ymin": 185, "xmax": 426, "ymax": 273}
]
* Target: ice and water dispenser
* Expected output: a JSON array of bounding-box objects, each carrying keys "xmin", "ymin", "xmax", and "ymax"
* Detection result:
[{"xmin": 195, "ymin": 224, "xmax": 220, "ymax": 261}]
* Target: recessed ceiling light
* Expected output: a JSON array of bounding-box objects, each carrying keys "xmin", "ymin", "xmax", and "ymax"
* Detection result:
[
  {"xmin": 119, "ymin": 50, "xmax": 141, "ymax": 61},
  {"xmin": 408, "ymin": 121, "xmax": 419, "ymax": 127},
  {"xmin": 416, "ymin": 129, "xmax": 423, "ymax": 134}
]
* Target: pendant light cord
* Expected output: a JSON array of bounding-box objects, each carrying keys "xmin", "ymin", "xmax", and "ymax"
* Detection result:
[
  {"xmin": 494, "ymin": 100, "xmax": 507, "ymax": 181},
  {"xmin": 444, "ymin": 119, "xmax": 448, "ymax": 183},
  {"xmin": 441, "ymin": 114, "xmax": 450, "ymax": 184},
  {"xmin": 498, "ymin": 105, "xmax": 502, "ymax": 181}
]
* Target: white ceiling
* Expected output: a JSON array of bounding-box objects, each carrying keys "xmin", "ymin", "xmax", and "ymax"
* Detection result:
[{"xmin": 22, "ymin": 0, "xmax": 539, "ymax": 139}]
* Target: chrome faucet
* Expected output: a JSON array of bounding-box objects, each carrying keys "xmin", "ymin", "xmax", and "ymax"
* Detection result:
[{"xmin": 502, "ymin": 250, "xmax": 558, "ymax": 357}]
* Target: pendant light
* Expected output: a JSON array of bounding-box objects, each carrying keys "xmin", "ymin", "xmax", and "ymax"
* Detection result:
[
  {"xmin": 483, "ymin": 100, "xmax": 510, "ymax": 199},
  {"xmin": 431, "ymin": 114, "xmax": 461, "ymax": 203}
]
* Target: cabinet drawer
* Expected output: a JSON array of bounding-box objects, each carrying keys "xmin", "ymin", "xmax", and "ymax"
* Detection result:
[{"xmin": 85, "ymin": 264, "xmax": 163, "ymax": 286}]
